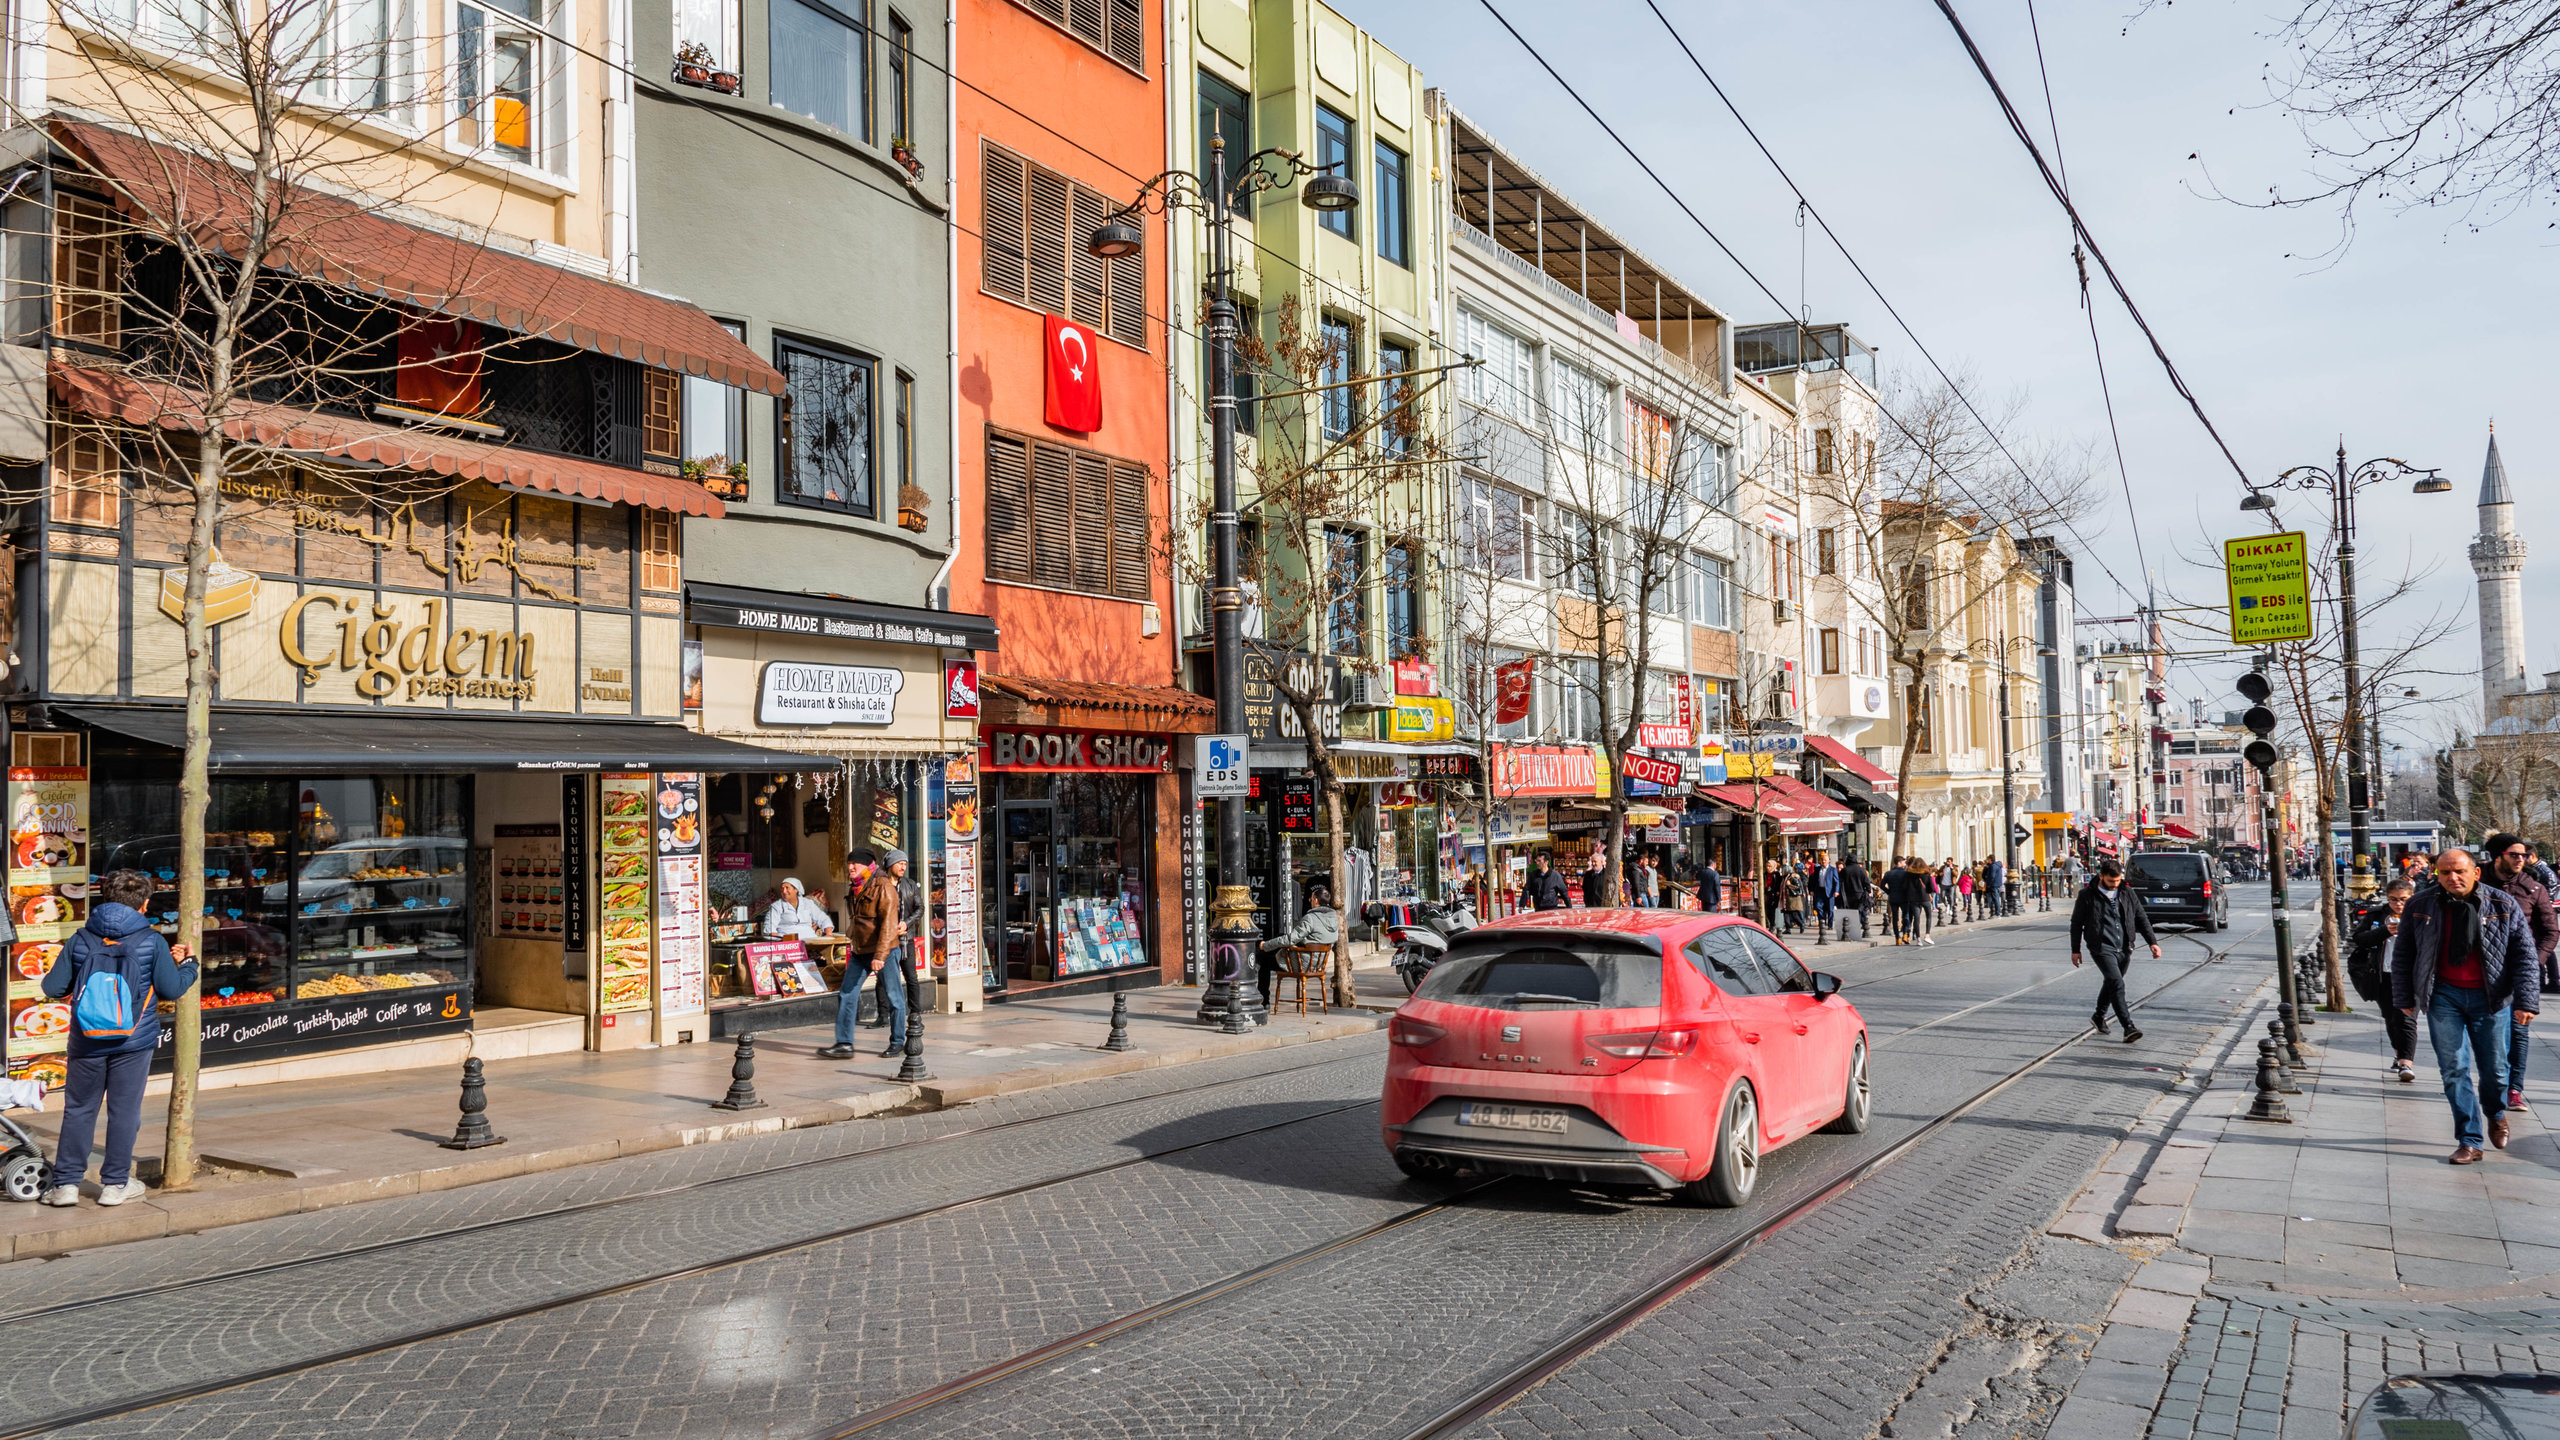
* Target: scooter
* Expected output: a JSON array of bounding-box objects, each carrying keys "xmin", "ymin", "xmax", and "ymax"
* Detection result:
[{"xmin": 1365, "ymin": 898, "xmax": 1479, "ymax": 993}]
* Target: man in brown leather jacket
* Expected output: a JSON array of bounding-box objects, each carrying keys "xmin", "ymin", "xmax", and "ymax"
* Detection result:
[{"xmin": 819, "ymin": 848, "xmax": 906, "ymax": 1060}]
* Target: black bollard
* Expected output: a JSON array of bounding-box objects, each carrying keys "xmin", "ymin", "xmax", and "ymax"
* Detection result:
[
  {"xmin": 712, "ymin": 1032, "xmax": 769, "ymax": 1111},
  {"xmin": 1102, "ymin": 990, "xmax": 1134, "ymax": 1051},
  {"xmin": 2242, "ymin": 1038, "xmax": 2294, "ymax": 1123},
  {"xmin": 2276, "ymin": 1006, "xmax": 2309, "ymax": 1067},
  {"xmin": 2266, "ymin": 1020, "xmax": 2302, "ymax": 1093},
  {"xmin": 440, "ymin": 1056, "xmax": 505, "ymax": 1149},
  {"xmin": 896, "ymin": 950, "xmax": 932, "ymax": 1083},
  {"xmin": 1220, "ymin": 947, "xmax": 1255, "ymax": 1036}
]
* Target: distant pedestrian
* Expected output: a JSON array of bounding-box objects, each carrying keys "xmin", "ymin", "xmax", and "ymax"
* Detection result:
[
  {"xmin": 1839, "ymin": 857, "xmax": 1873, "ymax": 938},
  {"xmin": 819, "ymin": 847, "xmax": 904, "ymax": 1061},
  {"xmin": 1956, "ymin": 864, "xmax": 1976, "ymax": 921},
  {"xmin": 2070, "ymin": 857, "xmax": 2159, "ymax": 1042},
  {"xmin": 1986, "ymin": 856, "xmax": 2008, "ymax": 917},
  {"xmin": 2483, "ymin": 833, "xmax": 2558, "ymax": 1115},
  {"xmin": 39, "ymin": 869, "xmax": 197, "ymax": 1207},
  {"xmin": 1698, "ymin": 853, "xmax": 1723, "ymax": 913},
  {"xmin": 2396, "ymin": 849, "xmax": 2542, "ymax": 1164},
  {"xmin": 1631, "ymin": 853, "xmax": 1661, "ymax": 908},
  {"xmin": 1811, "ymin": 853, "xmax": 1840, "ymax": 932},
  {"xmin": 2529, "ymin": 843, "xmax": 2560, "ymax": 897},
  {"xmin": 2349, "ymin": 877, "xmax": 2419, "ymax": 1083},
  {"xmin": 1524, "ymin": 852, "xmax": 1570, "ymax": 911}
]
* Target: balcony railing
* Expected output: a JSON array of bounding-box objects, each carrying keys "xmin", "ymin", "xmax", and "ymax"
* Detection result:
[{"xmin": 1454, "ymin": 222, "xmax": 1724, "ymax": 399}]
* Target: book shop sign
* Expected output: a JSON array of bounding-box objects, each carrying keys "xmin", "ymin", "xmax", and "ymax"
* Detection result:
[
  {"xmin": 757, "ymin": 661, "xmax": 904, "ymax": 726},
  {"xmin": 979, "ymin": 726, "xmax": 1174, "ymax": 773}
]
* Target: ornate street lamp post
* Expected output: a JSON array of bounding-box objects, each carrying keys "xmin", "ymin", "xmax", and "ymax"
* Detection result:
[{"xmin": 1088, "ymin": 133, "xmax": 1355, "ymax": 1024}]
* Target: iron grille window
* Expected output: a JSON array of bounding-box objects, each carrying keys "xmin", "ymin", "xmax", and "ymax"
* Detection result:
[
  {"xmin": 1319, "ymin": 315, "xmax": 1356, "ymax": 441},
  {"xmin": 983, "ymin": 427, "xmax": 1150, "ymax": 601},
  {"xmin": 777, "ymin": 337, "xmax": 876, "ymax": 516},
  {"xmin": 1012, "ymin": 0, "xmax": 1144, "ymax": 73},
  {"xmin": 980, "ymin": 140, "xmax": 1147, "ymax": 348}
]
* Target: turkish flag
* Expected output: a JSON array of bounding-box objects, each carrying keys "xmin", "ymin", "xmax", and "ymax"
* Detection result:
[
  {"xmin": 396, "ymin": 317, "xmax": 483, "ymax": 416},
  {"xmin": 1045, "ymin": 314, "xmax": 1102, "ymax": 432},
  {"xmin": 1494, "ymin": 656, "xmax": 1535, "ymax": 724}
]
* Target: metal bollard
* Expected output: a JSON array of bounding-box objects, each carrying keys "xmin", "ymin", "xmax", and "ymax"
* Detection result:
[
  {"xmin": 440, "ymin": 1056, "xmax": 506, "ymax": 1149},
  {"xmin": 2242, "ymin": 1038, "xmax": 2294, "ymax": 1123},
  {"xmin": 1220, "ymin": 945, "xmax": 1255, "ymax": 1035},
  {"xmin": 896, "ymin": 950, "xmax": 932, "ymax": 1083},
  {"xmin": 712, "ymin": 1032, "xmax": 769, "ymax": 1111},
  {"xmin": 1102, "ymin": 990, "xmax": 1134, "ymax": 1051},
  {"xmin": 2266, "ymin": 1020, "xmax": 2302, "ymax": 1093},
  {"xmin": 2277, "ymin": 1003, "xmax": 2310, "ymax": 1063}
]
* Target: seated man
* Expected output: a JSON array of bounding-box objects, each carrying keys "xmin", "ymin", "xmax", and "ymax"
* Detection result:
[{"xmin": 761, "ymin": 877, "xmax": 834, "ymax": 941}]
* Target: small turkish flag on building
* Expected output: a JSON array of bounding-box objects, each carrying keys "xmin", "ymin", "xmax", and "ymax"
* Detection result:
[
  {"xmin": 1494, "ymin": 656, "xmax": 1535, "ymax": 725},
  {"xmin": 1044, "ymin": 315, "xmax": 1102, "ymax": 432}
]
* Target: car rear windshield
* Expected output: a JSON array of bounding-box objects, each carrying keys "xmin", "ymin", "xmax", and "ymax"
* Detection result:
[
  {"xmin": 2130, "ymin": 855, "xmax": 2206, "ymax": 886},
  {"xmin": 1414, "ymin": 940, "xmax": 1664, "ymax": 1010}
]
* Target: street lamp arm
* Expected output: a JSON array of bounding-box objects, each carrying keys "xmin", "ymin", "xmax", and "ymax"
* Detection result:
[{"xmin": 1104, "ymin": 147, "xmax": 1342, "ymax": 227}]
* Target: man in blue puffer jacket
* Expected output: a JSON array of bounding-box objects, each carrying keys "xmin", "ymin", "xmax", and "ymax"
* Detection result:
[{"xmin": 39, "ymin": 869, "xmax": 195, "ymax": 1206}]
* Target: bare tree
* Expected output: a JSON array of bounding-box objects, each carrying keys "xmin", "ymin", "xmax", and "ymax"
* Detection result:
[{"xmin": 33, "ymin": 0, "xmax": 589, "ymax": 1183}]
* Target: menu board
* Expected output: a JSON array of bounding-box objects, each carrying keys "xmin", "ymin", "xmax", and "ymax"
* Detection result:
[
  {"xmin": 938, "ymin": 755, "xmax": 979, "ymax": 979},
  {"xmin": 598, "ymin": 774, "xmax": 655, "ymax": 1014},
  {"xmin": 7, "ymin": 765, "xmax": 88, "ymax": 1086},
  {"xmin": 492, "ymin": 824, "xmax": 565, "ymax": 938},
  {"xmin": 740, "ymin": 937, "xmax": 806, "ymax": 997},
  {"xmin": 654, "ymin": 772, "xmax": 705, "ymax": 1015}
]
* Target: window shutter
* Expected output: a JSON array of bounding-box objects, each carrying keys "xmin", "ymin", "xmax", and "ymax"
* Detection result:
[
  {"xmin": 1105, "ymin": 226, "xmax": 1147, "ymax": 348},
  {"xmin": 1109, "ymin": 461, "xmax": 1151, "ymax": 600},
  {"xmin": 640, "ymin": 510, "xmax": 682, "ymax": 592},
  {"xmin": 49, "ymin": 422, "xmax": 119, "ymax": 528},
  {"xmin": 1069, "ymin": 0, "xmax": 1104, "ymax": 50},
  {"xmin": 643, "ymin": 370, "xmax": 681, "ymax": 459},
  {"xmin": 1018, "ymin": 0, "xmax": 1064, "ymax": 23},
  {"xmin": 1104, "ymin": 0, "xmax": 1143, "ymax": 69},
  {"xmin": 980, "ymin": 142, "xmax": 1029, "ymax": 304},
  {"xmin": 53, "ymin": 196, "xmax": 119, "ymax": 348},
  {"xmin": 985, "ymin": 431, "xmax": 1034, "ymax": 582},
  {"xmin": 1069, "ymin": 449, "xmax": 1112, "ymax": 593},
  {"xmin": 1023, "ymin": 164, "xmax": 1072, "ymax": 317},
  {"xmin": 1029, "ymin": 438, "xmax": 1076, "ymax": 588},
  {"xmin": 1067, "ymin": 183, "xmax": 1111, "ymax": 328}
]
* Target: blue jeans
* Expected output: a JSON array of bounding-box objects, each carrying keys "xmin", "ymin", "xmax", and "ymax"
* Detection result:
[
  {"xmin": 2426, "ymin": 984, "xmax": 2512, "ymax": 1149},
  {"xmin": 53, "ymin": 1047, "xmax": 152, "ymax": 1190},
  {"xmin": 874, "ymin": 946, "xmax": 912, "ymax": 1046},
  {"xmin": 2509, "ymin": 1013, "xmax": 2532, "ymax": 1098}
]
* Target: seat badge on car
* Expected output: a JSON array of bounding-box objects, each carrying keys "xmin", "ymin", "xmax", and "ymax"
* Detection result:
[{"xmin": 1501, "ymin": 1026, "xmax": 1522, "ymax": 1043}]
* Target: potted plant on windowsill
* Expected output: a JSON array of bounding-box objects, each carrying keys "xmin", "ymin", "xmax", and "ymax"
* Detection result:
[
  {"xmin": 889, "ymin": 135, "xmax": 924, "ymax": 179},
  {"xmin": 673, "ymin": 40, "xmax": 731, "ymax": 92},
  {"xmin": 683, "ymin": 454, "xmax": 751, "ymax": 502},
  {"xmin": 898, "ymin": 481, "xmax": 931, "ymax": 532}
]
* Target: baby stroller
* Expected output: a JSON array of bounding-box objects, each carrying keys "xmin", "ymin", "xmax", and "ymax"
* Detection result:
[{"xmin": 1, "ymin": 1080, "xmax": 51, "ymax": 1202}]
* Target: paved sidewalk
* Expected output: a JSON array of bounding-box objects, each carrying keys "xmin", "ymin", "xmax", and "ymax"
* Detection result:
[
  {"xmin": 2041, "ymin": 994, "xmax": 2560, "ymax": 1440},
  {"xmin": 0, "ymin": 981, "xmax": 1380, "ymax": 1262}
]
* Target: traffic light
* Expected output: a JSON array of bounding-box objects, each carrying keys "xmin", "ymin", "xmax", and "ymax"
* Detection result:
[{"xmin": 2237, "ymin": 671, "xmax": 2278, "ymax": 772}]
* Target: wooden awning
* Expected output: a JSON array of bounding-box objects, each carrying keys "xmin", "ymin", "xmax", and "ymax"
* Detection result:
[
  {"xmin": 50, "ymin": 361, "xmax": 728, "ymax": 517},
  {"xmin": 983, "ymin": 674, "xmax": 1218, "ymax": 733},
  {"xmin": 53, "ymin": 120, "xmax": 786, "ymax": 396}
]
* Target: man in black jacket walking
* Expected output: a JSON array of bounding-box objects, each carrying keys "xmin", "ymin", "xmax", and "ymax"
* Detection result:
[
  {"xmin": 1838, "ymin": 857, "xmax": 1872, "ymax": 938},
  {"xmin": 2071, "ymin": 857, "xmax": 2160, "ymax": 1041},
  {"xmin": 1524, "ymin": 852, "xmax": 1570, "ymax": 911},
  {"xmin": 2396, "ymin": 848, "xmax": 2542, "ymax": 1163}
]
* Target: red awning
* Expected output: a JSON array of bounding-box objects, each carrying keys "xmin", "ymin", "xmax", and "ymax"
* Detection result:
[
  {"xmin": 1806, "ymin": 735, "xmax": 1897, "ymax": 794},
  {"xmin": 2164, "ymin": 822, "xmax": 2201, "ymax": 840},
  {"xmin": 1696, "ymin": 777, "xmax": 1853, "ymax": 837},
  {"xmin": 50, "ymin": 362, "xmax": 727, "ymax": 517},
  {"xmin": 54, "ymin": 120, "xmax": 786, "ymax": 396}
]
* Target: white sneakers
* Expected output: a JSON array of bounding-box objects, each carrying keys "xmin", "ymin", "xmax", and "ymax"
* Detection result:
[
  {"xmin": 37, "ymin": 1185, "xmax": 77, "ymax": 1207},
  {"xmin": 96, "ymin": 1179, "xmax": 147, "ymax": 1206}
]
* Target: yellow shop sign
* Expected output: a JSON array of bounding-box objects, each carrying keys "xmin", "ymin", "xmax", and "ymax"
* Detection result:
[
  {"xmin": 280, "ymin": 593, "xmax": 540, "ymax": 701},
  {"xmin": 1387, "ymin": 696, "xmax": 1455, "ymax": 742}
]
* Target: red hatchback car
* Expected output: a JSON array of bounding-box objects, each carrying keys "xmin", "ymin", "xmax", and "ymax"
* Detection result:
[{"xmin": 1382, "ymin": 910, "xmax": 1869, "ymax": 1207}]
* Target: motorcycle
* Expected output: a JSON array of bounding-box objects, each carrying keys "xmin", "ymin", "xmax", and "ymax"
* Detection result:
[{"xmin": 1365, "ymin": 898, "xmax": 1479, "ymax": 994}]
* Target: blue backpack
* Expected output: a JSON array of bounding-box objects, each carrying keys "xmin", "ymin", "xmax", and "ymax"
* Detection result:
[{"xmin": 73, "ymin": 939, "xmax": 140, "ymax": 1038}]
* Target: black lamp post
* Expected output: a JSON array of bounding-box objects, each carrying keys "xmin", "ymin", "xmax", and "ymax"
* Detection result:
[
  {"xmin": 1088, "ymin": 133, "xmax": 1355, "ymax": 1025},
  {"xmin": 2241, "ymin": 446, "xmax": 2446, "ymax": 990}
]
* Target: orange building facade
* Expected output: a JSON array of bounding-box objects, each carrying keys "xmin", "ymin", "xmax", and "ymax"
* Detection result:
[{"xmin": 952, "ymin": 0, "xmax": 1206, "ymax": 998}]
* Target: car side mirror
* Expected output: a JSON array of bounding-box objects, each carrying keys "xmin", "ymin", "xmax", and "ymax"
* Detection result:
[{"xmin": 1812, "ymin": 972, "xmax": 1841, "ymax": 999}]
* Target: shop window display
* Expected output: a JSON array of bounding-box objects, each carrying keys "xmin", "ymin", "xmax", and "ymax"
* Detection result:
[
  {"xmin": 990, "ymin": 772, "xmax": 1151, "ymax": 987},
  {"xmin": 702, "ymin": 766, "xmax": 914, "ymax": 1007}
]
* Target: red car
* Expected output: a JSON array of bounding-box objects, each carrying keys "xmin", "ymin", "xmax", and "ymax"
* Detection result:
[{"xmin": 1382, "ymin": 909, "xmax": 1869, "ymax": 1207}]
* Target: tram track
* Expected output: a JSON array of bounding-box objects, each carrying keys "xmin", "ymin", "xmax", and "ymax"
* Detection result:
[{"xmin": 3, "ymin": 926, "xmax": 2247, "ymax": 1438}]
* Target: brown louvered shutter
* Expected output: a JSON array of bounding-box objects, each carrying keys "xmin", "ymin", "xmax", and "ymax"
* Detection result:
[
  {"xmin": 1109, "ymin": 461, "xmax": 1151, "ymax": 600},
  {"xmin": 1068, "ymin": 0, "xmax": 1103, "ymax": 48},
  {"xmin": 1029, "ymin": 439, "xmax": 1076, "ymax": 588},
  {"xmin": 1023, "ymin": 163, "xmax": 1072, "ymax": 317},
  {"xmin": 985, "ymin": 430, "xmax": 1033, "ymax": 582},
  {"xmin": 1105, "ymin": 218, "xmax": 1147, "ymax": 348},
  {"xmin": 1019, "ymin": 0, "xmax": 1065, "ymax": 21},
  {"xmin": 53, "ymin": 196, "xmax": 119, "ymax": 348},
  {"xmin": 980, "ymin": 142, "xmax": 1029, "ymax": 303},
  {"xmin": 1068, "ymin": 450, "xmax": 1112, "ymax": 593},
  {"xmin": 643, "ymin": 370, "xmax": 681, "ymax": 459},
  {"xmin": 1067, "ymin": 184, "xmax": 1111, "ymax": 329},
  {"xmin": 1104, "ymin": 0, "xmax": 1144, "ymax": 69},
  {"xmin": 640, "ymin": 510, "xmax": 682, "ymax": 592}
]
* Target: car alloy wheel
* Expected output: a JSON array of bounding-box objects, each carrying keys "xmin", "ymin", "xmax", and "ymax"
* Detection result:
[
  {"xmin": 1823, "ymin": 1040, "xmax": 1872, "ymax": 1135},
  {"xmin": 1685, "ymin": 1083, "xmax": 1759, "ymax": 1208}
]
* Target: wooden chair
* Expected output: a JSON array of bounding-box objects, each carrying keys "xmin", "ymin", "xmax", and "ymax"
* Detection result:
[{"xmin": 1275, "ymin": 944, "xmax": 1333, "ymax": 1017}]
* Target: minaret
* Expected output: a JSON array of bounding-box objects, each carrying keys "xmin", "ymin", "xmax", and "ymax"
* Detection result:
[{"xmin": 2470, "ymin": 425, "xmax": 2529, "ymax": 718}]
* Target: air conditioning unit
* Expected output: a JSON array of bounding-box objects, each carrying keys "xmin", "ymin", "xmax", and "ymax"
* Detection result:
[
  {"xmin": 1343, "ymin": 671, "xmax": 1394, "ymax": 710},
  {"xmin": 1772, "ymin": 598, "xmax": 1793, "ymax": 624}
]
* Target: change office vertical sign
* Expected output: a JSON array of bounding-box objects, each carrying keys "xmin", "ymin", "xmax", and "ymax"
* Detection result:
[{"xmin": 2223, "ymin": 531, "xmax": 2313, "ymax": 645}]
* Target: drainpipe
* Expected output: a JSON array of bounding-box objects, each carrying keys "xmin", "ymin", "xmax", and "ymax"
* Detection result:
[
  {"xmin": 1163, "ymin": 0, "xmax": 1182, "ymax": 681},
  {"xmin": 925, "ymin": 1, "xmax": 960, "ymax": 613}
]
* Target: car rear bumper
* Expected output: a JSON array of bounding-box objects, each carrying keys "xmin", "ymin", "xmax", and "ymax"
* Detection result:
[{"xmin": 1385, "ymin": 1096, "xmax": 1691, "ymax": 1188}]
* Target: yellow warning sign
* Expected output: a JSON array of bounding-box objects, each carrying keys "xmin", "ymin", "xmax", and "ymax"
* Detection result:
[{"xmin": 2224, "ymin": 531, "xmax": 2312, "ymax": 644}]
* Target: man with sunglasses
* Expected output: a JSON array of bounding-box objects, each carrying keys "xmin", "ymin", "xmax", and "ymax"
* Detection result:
[{"xmin": 2485, "ymin": 833, "xmax": 2559, "ymax": 1114}]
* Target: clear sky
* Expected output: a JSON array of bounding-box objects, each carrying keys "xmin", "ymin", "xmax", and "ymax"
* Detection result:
[{"xmin": 1346, "ymin": 0, "xmax": 2554, "ymax": 742}]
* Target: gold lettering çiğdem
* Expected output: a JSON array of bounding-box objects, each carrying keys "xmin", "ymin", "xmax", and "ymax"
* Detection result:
[{"xmin": 281, "ymin": 593, "xmax": 538, "ymax": 699}]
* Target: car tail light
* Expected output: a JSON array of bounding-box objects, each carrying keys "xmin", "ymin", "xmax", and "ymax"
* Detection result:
[
  {"xmin": 1586, "ymin": 1028, "xmax": 1699, "ymax": 1059},
  {"xmin": 1390, "ymin": 1017, "xmax": 1445, "ymax": 1047},
  {"xmin": 2201, "ymin": 881, "xmax": 2213, "ymax": 896}
]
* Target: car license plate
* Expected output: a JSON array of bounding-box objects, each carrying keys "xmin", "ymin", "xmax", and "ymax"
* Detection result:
[{"xmin": 1458, "ymin": 1102, "xmax": 1568, "ymax": 1134}]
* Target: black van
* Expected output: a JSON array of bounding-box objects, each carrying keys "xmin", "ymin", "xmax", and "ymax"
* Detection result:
[{"xmin": 2128, "ymin": 851, "xmax": 2227, "ymax": 932}]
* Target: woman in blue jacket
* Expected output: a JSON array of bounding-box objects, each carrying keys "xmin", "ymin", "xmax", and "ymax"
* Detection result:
[{"xmin": 39, "ymin": 869, "xmax": 196, "ymax": 1207}]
